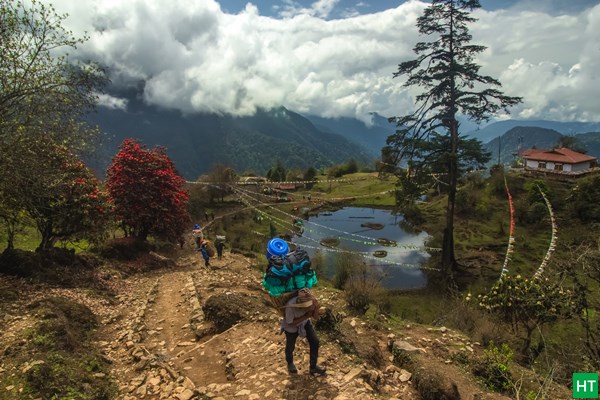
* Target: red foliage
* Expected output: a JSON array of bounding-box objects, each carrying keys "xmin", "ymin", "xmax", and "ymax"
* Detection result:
[{"xmin": 106, "ymin": 139, "xmax": 190, "ymax": 242}]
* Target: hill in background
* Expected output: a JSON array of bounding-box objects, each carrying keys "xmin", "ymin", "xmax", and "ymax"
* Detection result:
[
  {"xmin": 86, "ymin": 88, "xmax": 600, "ymax": 179},
  {"xmin": 86, "ymin": 90, "xmax": 373, "ymax": 179},
  {"xmin": 484, "ymin": 126, "xmax": 600, "ymax": 165},
  {"xmin": 466, "ymin": 119, "xmax": 600, "ymax": 143},
  {"xmin": 305, "ymin": 113, "xmax": 395, "ymax": 159}
]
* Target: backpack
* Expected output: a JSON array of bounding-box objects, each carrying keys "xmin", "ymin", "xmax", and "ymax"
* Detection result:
[{"xmin": 262, "ymin": 248, "xmax": 317, "ymax": 296}]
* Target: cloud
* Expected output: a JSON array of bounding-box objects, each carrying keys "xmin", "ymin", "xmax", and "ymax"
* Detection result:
[
  {"xmin": 96, "ymin": 93, "xmax": 128, "ymax": 110},
  {"xmin": 276, "ymin": 0, "xmax": 341, "ymax": 19},
  {"xmin": 51, "ymin": 0, "xmax": 600, "ymax": 123}
]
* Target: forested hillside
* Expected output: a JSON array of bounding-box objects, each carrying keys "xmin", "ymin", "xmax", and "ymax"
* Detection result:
[{"xmin": 87, "ymin": 96, "xmax": 373, "ymax": 179}]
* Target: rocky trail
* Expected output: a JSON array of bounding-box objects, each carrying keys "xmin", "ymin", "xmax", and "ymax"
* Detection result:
[
  {"xmin": 1, "ymin": 247, "xmax": 571, "ymax": 399},
  {"xmin": 99, "ymin": 250, "xmax": 424, "ymax": 400}
]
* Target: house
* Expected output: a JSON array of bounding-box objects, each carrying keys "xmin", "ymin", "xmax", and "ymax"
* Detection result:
[
  {"xmin": 241, "ymin": 176, "xmax": 268, "ymax": 184},
  {"xmin": 272, "ymin": 182, "xmax": 297, "ymax": 191},
  {"xmin": 521, "ymin": 147, "xmax": 597, "ymax": 175}
]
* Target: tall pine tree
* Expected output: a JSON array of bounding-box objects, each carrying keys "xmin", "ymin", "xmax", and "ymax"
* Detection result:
[{"xmin": 386, "ymin": 0, "xmax": 522, "ymax": 275}]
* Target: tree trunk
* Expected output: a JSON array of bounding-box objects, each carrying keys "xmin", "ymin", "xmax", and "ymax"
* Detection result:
[
  {"xmin": 441, "ymin": 119, "xmax": 459, "ymax": 275},
  {"xmin": 4, "ymin": 217, "xmax": 15, "ymax": 250},
  {"xmin": 37, "ymin": 223, "xmax": 54, "ymax": 250}
]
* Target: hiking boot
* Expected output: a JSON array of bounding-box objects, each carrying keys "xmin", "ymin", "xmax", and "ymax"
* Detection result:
[
  {"xmin": 287, "ymin": 363, "xmax": 298, "ymax": 374},
  {"xmin": 309, "ymin": 365, "xmax": 326, "ymax": 375}
]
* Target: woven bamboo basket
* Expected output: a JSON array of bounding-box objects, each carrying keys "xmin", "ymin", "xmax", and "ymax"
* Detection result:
[
  {"xmin": 268, "ymin": 290, "xmax": 298, "ymax": 317},
  {"xmin": 204, "ymin": 240, "xmax": 216, "ymax": 257}
]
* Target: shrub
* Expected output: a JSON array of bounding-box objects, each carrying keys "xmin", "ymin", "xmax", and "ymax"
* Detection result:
[
  {"xmin": 332, "ymin": 251, "xmax": 359, "ymax": 289},
  {"xmin": 472, "ymin": 341, "xmax": 513, "ymax": 392},
  {"xmin": 525, "ymin": 202, "xmax": 548, "ymax": 224},
  {"xmin": 477, "ymin": 275, "xmax": 577, "ymax": 360}
]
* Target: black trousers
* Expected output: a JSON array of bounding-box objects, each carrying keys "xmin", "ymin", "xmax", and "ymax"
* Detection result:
[{"xmin": 284, "ymin": 320, "xmax": 319, "ymax": 367}]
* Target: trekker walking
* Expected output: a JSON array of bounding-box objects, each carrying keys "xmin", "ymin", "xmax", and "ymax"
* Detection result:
[
  {"xmin": 191, "ymin": 224, "xmax": 203, "ymax": 246},
  {"xmin": 281, "ymin": 288, "xmax": 326, "ymax": 375},
  {"xmin": 215, "ymin": 235, "xmax": 225, "ymax": 260},
  {"xmin": 192, "ymin": 224, "xmax": 210, "ymax": 267},
  {"xmin": 198, "ymin": 240, "xmax": 211, "ymax": 267}
]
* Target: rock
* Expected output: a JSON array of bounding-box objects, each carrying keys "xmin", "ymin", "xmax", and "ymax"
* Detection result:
[
  {"xmin": 390, "ymin": 340, "xmax": 426, "ymax": 353},
  {"xmin": 344, "ymin": 367, "xmax": 362, "ymax": 382},
  {"xmin": 175, "ymin": 388, "xmax": 195, "ymax": 400},
  {"xmin": 399, "ymin": 370, "xmax": 412, "ymax": 382}
]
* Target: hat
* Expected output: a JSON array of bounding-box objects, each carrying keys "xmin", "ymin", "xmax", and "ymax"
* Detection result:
[
  {"xmin": 193, "ymin": 224, "xmax": 200, "ymax": 230},
  {"xmin": 290, "ymin": 288, "xmax": 313, "ymax": 308}
]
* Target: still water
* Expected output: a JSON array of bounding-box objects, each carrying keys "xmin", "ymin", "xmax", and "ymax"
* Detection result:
[{"xmin": 291, "ymin": 207, "xmax": 431, "ymax": 289}]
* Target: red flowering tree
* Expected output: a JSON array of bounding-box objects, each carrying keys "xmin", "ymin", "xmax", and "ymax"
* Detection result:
[{"xmin": 106, "ymin": 139, "xmax": 190, "ymax": 242}]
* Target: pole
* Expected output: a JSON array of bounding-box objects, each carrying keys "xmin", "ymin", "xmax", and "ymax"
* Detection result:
[{"xmin": 497, "ymin": 136, "xmax": 501, "ymax": 166}]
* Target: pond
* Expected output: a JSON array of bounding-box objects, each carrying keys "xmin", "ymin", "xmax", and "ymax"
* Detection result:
[{"xmin": 290, "ymin": 207, "xmax": 433, "ymax": 290}]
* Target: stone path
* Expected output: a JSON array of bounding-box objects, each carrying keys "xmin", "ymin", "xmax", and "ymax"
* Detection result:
[{"xmin": 99, "ymin": 250, "xmax": 425, "ymax": 399}]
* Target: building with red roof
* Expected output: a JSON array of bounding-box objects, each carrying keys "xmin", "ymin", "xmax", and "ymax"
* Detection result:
[{"xmin": 521, "ymin": 147, "xmax": 597, "ymax": 175}]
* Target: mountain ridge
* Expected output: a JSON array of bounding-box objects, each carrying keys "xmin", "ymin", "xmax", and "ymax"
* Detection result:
[
  {"xmin": 87, "ymin": 90, "xmax": 600, "ymax": 179},
  {"xmin": 483, "ymin": 126, "xmax": 600, "ymax": 165},
  {"xmin": 87, "ymin": 102, "xmax": 373, "ymax": 179},
  {"xmin": 466, "ymin": 119, "xmax": 600, "ymax": 143}
]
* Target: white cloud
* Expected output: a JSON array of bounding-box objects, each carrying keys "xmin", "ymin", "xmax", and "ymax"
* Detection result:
[
  {"xmin": 49, "ymin": 0, "xmax": 600, "ymax": 122},
  {"xmin": 276, "ymin": 0, "xmax": 340, "ymax": 19},
  {"xmin": 96, "ymin": 93, "xmax": 128, "ymax": 110}
]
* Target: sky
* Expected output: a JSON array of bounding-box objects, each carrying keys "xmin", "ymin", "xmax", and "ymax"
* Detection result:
[{"xmin": 44, "ymin": 0, "xmax": 600, "ymax": 124}]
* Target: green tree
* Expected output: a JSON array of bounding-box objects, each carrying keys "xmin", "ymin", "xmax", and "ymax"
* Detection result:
[
  {"xmin": 266, "ymin": 160, "xmax": 286, "ymax": 182},
  {"xmin": 387, "ymin": 132, "xmax": 490, "ymax": 201},
  {"xmin": 562, "ymin": 241, "xmax": 600, "ymax": 370},
  {"xmin": 204, "ymin": 164, "xmax": 237, "ymax": 203},
  {"xmin": 477, "ymin": 275, "xmax": 576, "ymax": 361},
  {"xmin": 387, "ymin": 0, "xmax": 522, "ymax": 274},
  {"xmin": 568, "ymin": 174, "xmax": 600, "ymax": 223},
  {"xmin": 0, "ymin": 0, "xmax": 106, "ymax": 145},
  {"xmin": 106, "ymin": 139, "xmax": 190, "ymax": 242},
  {"xmin": 303, "ymin": 166, "xmax": 317, "ymax": 189},
  {"xmin": 554, "ymin": 135, "xmax": 587, "ymax": 154},
  {"xmin": 0, "ymin": 0, "xmax": 107, "ymax": 249},
  {"xmin": 1, "ymin": 136, "xmax": 111, "ymax": 250}
]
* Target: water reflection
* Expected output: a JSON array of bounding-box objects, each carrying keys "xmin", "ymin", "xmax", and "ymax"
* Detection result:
[{"xmin": 291, "ymin": 207, "xmax": 431, "ymax": 289}]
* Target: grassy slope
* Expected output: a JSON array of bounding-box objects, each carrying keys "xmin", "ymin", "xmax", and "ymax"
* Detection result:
[{"xmin": 2, "ymin": 170, "xmax": 599, "ymax": 393}]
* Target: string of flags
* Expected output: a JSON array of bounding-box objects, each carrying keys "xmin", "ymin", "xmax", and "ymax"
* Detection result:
[
  {"xmin": 496, "ymin": 179, "xmax": 558, "ymax": 286},
  {"xmin": 251, "ymin": 230, "xmax": 441, "ymax": 272},
  {"xmin": 233, "ymin": 186, "xmax": 441, "ymax": 252},
  {"xmin": 231, "ymin": 181, "xmax": 395, "ymax": 203},
  {"xmin": 186, "ymin": 176, "xmax": 369, "ymax": 186},
  {"xmin": 499, "ymin": 177, "xmax": 516, "ymax": 281},
  {"xmin": 533, "ymin": 186, "xmax": 558, "ymax": 279}
]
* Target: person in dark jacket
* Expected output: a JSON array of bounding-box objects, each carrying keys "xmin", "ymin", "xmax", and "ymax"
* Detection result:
[{"xmin": 215, "ymin": 236, "xmax": 225, "ymax": 260}]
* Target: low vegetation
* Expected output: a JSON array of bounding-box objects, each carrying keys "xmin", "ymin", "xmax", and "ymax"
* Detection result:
[{"xmin": 7, "ymin": 296, "xmax": 115, "ymax": 399}]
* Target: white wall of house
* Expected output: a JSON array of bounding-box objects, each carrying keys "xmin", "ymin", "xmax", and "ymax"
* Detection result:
[
  {"xmin": 571, "ymin": 162, "xmax": 591, "ymax": 172},
  {"xmin": 525, "ymin": 159, "xmax": 591, "ymax": 172},
  {"xmin": 525, "ymin": 160, "xmax": 537, "ymax": 169}
]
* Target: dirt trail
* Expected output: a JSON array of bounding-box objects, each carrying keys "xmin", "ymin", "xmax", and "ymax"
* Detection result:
[
  {"xmin": 2, "ymin": 245, "xmax": 572, "ymax": 399},
  {"xmin": 103, "ymin": 249, "xmax": 413, "ymax": 399}
]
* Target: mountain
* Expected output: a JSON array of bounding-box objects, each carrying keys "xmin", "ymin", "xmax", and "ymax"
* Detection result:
[
  {"xmin": 305, "ymin": 113, "xmax": 395, "ymax": 158},
  {"xmin": 466, "ymin": 120, "xmax": 600, "ymax": 143},
  {"xmin": 483, "ymin": 127, "xmax": 600, "ymax": 165},
  {"xmin": 575, "ymin": 131, "xmax": 600, "ymax": 157},
  {"xmin": 86, "ymin": 95, "xmax": 373, "ymax": 180},
  {"xmin": 304, "ymin": 114, "xmax": 482, "ymax": 158},
  {"xmin": 484, "ymin": 126, "xmax": 563, "ymax": 165}
]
